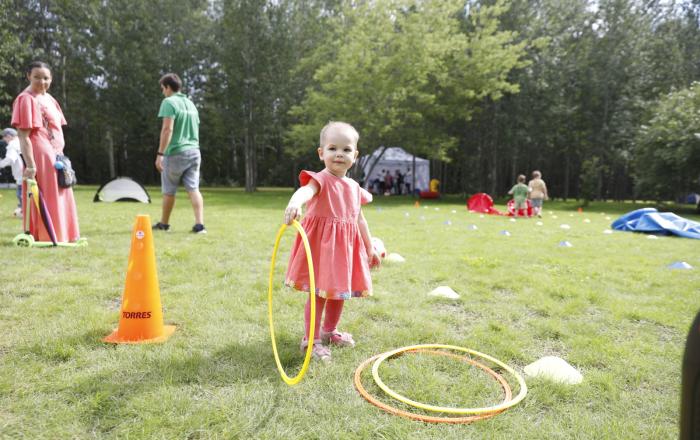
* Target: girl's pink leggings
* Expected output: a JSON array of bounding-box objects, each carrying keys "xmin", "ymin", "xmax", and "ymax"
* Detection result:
[{"xmin": 304, "ymin": 294, "xmax": 344, "ymax": 341}]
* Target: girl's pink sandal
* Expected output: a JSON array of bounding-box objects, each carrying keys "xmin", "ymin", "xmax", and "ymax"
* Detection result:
[
  {"xmin": 300, "ymin": 338, "xmax": 331, "ymax": 362},
  {"xmin": 320, "ymin": 330, "xmax": 355, "ymax": 347}
]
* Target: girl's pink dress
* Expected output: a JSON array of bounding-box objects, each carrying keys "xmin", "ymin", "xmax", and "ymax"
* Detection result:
[
  {"xmin": 286, "ymin": 169, "xmax": 373, "ymax": 300},
  {"xmin": 12, "ymin": 89, "xmax": 80, "ymax": 243}
]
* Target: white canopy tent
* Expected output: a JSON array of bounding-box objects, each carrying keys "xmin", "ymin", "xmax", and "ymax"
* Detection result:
[
  {"xmin": 93, "ymin": 176, "xmax": 151, "ymax": 203},
  {"xmin": 359, "ymin": 147, "xmax": 430, "ymax": 193}
]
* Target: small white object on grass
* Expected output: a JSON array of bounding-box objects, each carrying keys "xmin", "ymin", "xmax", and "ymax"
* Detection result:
[
  {"xmin": 451, "ymin": 209, "xmax": 457, "ymax": 214},
  {"xmin": 647, "ymin": 235, "xmax": 658, "ymax": 240},
  {"xmin": 500, "ymin": 230, "xmax": 511, "ymax": 236},
  {"xmin": 552, "ymin": 215, "xmax": 559, "ymax": 219},
  {"xmin": 560, "ymin": 224, "xmax": 571, "ymax": 230},
  {"xmin": 583, "ymin": 218, "xmax": 591, "ymax": 223},
  {"xmin": 404, "ymin": 212, "xmax": 410, "ymax": 217},
  {"xmin": 444, "ymin": 220, "xmax": 452, "ymax": 226},
  {"xmin": 435, "ymin": 207, "xmax": 440, "ymax": 211},
  {"xmin": 428, "ymin": 286, "xmax": 460, "ymax": 299},
  {"xmin": 558, "ymin": 240, "xmax": 573, "ymax": 247},
  {"xmin": 536, "ymin": 221, "xmax": 543, "ymax": 226},
  {"xmin": 510, "ymin": 218, "xmax": 516, "ymax": 222},
  {"xmin": 668, "ymin": 261, "xmax": 693, "ymax": 270},
  {"xmin": 524, "ymin": 356, "xmax": 583, "ymax": 385},
  {"xmin": 479, "ymin": 214, "xmax": 485, "ymax": 218},
  {"xmin": 385, "ymin": 253, "xmax": 405, "ymax": 263},
  {"xmin": 468, "ymin": 224, "xmax": 478, "ymax": 230},
  {"xmin": 605, "ymin": 216, "xmax": 611, "ymax": 221},
  {"xmin": 603, "ymin": 229, "xmax": 613, "ymax": 234}
]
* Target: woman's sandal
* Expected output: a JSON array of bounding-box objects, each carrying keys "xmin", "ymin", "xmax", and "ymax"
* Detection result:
[
  {"xmin": 320, "ymin": 330, "xmax": 355, "ymax": 348},
  {"xmin": 300, "ymin": 338, "xmax": 331, "ymax": 362}
]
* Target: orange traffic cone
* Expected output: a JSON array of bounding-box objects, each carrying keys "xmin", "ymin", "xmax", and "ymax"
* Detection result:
[
  {"xmin": 104, "ymin": 214, "xmax": 175, "ymax": 344},
  {"xmin": 414, "ymin": 201, "xmax": 420, "ymax": 208}
]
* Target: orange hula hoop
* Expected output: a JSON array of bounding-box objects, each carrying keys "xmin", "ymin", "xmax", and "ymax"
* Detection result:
[{"xmin": 354, "ymin": 349, "xmax": 513, "ymax": 424}]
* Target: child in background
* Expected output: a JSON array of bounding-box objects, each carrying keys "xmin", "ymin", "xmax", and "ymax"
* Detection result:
[
  {"xmin": 284, "ymin": 121, "xmax": 381, "ymax": 362},
  {"xmin": 508, "ymin": 174, "xmax": 530, "ymax": 217},
  {"xmin": 0, "ymin": 128, "xmax": 22, "ymax": 217},
  {"xmin": 528, "ymin": 170, "xmax": 548, "ymax": 218}
]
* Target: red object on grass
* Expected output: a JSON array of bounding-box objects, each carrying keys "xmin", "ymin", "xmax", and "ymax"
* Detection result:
[
  {"xmin": 419, "ymin": 191, "xmax": 440, "ymax": 199},
  {"xmin": 506, "ymin": 199, "xmax": 533, "ymax": 217},
  {"xmin": 466, "ymin": 193, "xmax": 504, "ymax": 215}
]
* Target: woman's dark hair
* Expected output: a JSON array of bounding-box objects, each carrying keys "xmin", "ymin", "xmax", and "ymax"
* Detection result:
[
  {"xmin": 159, "ymin": 73, "xmax": 182, "ymax": 92},
  {"xmin": 26, "ymin": 61, "xmax": 51, "ymax": 75}
]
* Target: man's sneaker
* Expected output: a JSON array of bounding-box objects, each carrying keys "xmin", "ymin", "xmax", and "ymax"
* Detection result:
[
  {"xmin": 13, "ymin": 207, "xmax": 21, "ymax": 218},
  {"xmin": 191, "ymin": 224, "xmax": 207, "ymax": 234},
  {"xmin": 152, "ymin": 222, "xmax": 170, "ymax": 231}
]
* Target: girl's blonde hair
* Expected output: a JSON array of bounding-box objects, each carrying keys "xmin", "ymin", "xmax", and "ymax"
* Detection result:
[
  {"xmin": 319, "ymin": 121, "xmax": 359, "ymax": 147},
  {"xmin": 532, "ymin": 170, "xmax": 541, "ymax": 179}
]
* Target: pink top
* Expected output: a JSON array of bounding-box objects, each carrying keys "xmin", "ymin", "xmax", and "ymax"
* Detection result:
[
  {"xmin": 12, "ymin": 89, "xmax": 80, "ymax": 243},
  {"xmin": 286, "ymin": 169, "xmax": 373, "ymax": 299},
  {"xmin": 12, "ymin": 91, "xmax": 67, "ymax": 152}
]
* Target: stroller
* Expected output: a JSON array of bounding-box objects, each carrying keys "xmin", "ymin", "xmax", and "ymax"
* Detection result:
[{"xmin": 13, "ymin": 178, "xmax": 87, "ymax": 248}]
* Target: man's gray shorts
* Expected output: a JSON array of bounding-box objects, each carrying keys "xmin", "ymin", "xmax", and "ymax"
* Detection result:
[
  {"xmin": 161, "ymin": 149, "xmax": 201, "ymax": 195},
  {"xmin": 530, "ymin": 198, "xmax": 543, "ymax": 208}
]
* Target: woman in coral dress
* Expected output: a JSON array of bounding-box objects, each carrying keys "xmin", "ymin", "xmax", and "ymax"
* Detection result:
[{"xmin": 12, "ymin": 61, "xmax": 80, "ymax": 243}]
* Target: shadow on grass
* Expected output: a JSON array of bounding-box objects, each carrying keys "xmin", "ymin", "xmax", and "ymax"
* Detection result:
[{"xmin": 61, "ymin": 336, "xmax": 288, "ymax": 435}]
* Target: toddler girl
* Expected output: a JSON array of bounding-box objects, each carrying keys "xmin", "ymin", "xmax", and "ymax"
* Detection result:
[{"xmin": 283, "ymin": 121, "xmax": 380, "ymax": 362}]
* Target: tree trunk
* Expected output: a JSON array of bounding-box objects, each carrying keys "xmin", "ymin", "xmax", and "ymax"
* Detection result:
[
  {"xmin": 488, "ymin": 103, "xmax": 498, "ymax": 196},
  {"xmin": 563, "ymin": 152, "xmax": 570, "ymax": 201},
  {"xmin": 244, "ymin": 130, "xmax": 256, "ymax": 192},
  {"xmin": 489, "ymin": 145, "xmax": 498, "ymax": 196},
  {"xmin": 106, "ymin": 129, "xmax": 115, "ymax": 179},
  {"xmin": 230, "ymin": 132, "xmax": 237, "ymax": 183},
  {"xmin": 244, "ymin": 88, "xmax": 256, "ymax": 192},
  {"xmin": 61, "ymin": 55, "xmax": 67, "ymax": 111}
]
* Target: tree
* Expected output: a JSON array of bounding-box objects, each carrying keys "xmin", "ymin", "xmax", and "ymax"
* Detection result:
[
  {"xmin": 288, "ymin": 0, "xmax": 529, "ymax": 177},
  {"xmin": 634, "ymin": 82, "xmax": 700, "ymax": 201},
  {"xmin": 0, "ymin": 2, "xmax": 29, "ymax": 120}
]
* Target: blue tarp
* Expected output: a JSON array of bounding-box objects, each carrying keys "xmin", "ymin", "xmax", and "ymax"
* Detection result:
[{"xmin": 611, "ymin": 208, "xmax": 700, "ymax": 240}]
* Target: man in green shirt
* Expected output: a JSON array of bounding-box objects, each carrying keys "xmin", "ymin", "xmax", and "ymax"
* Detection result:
[{"xmin": 153, "ymin": 73, "xmax": 206, "ymax": 233}]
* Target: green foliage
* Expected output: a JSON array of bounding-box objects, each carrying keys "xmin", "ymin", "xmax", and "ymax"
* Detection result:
[
  {"xmin": 288, "ymin": 0, "xmax": 529, "ymax": 161},
  {"xmin": 0, "ymin": 5, "xmax": 26, "ymax": 119},
  {"xmin": 578, "ymin": 156, "xmax": 609, "ymax": 204},
  {"xmin": 1, "ymin": 0, "xmax": 700, "ymax": 198},
  {"xmin": 634, "ymin": 82, "xmax": 700, "ymax": 200}
]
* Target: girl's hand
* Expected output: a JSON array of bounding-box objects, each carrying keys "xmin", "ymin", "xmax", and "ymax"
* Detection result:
[
  {"xmin": 284, "ymin": 204, "xmax": 301, "ymax": 225},
  {"xmin": 368, "ymin": 249, "xmax": 381, "ymax": 268}
]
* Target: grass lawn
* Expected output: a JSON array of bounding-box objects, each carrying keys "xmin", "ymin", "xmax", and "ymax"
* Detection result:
[{"xmin": 1, "ymin": 186, "xmax": 698, "ymax": 439}]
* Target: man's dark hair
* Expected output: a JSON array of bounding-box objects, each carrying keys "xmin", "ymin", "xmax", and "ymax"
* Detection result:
[
  {"xmin": 26, "ymin": 61, "xmax": 51, "ymax": 75},
  {"xmin": 159, "ymin": 73, "xmax": 182, "ymax": 92}
]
